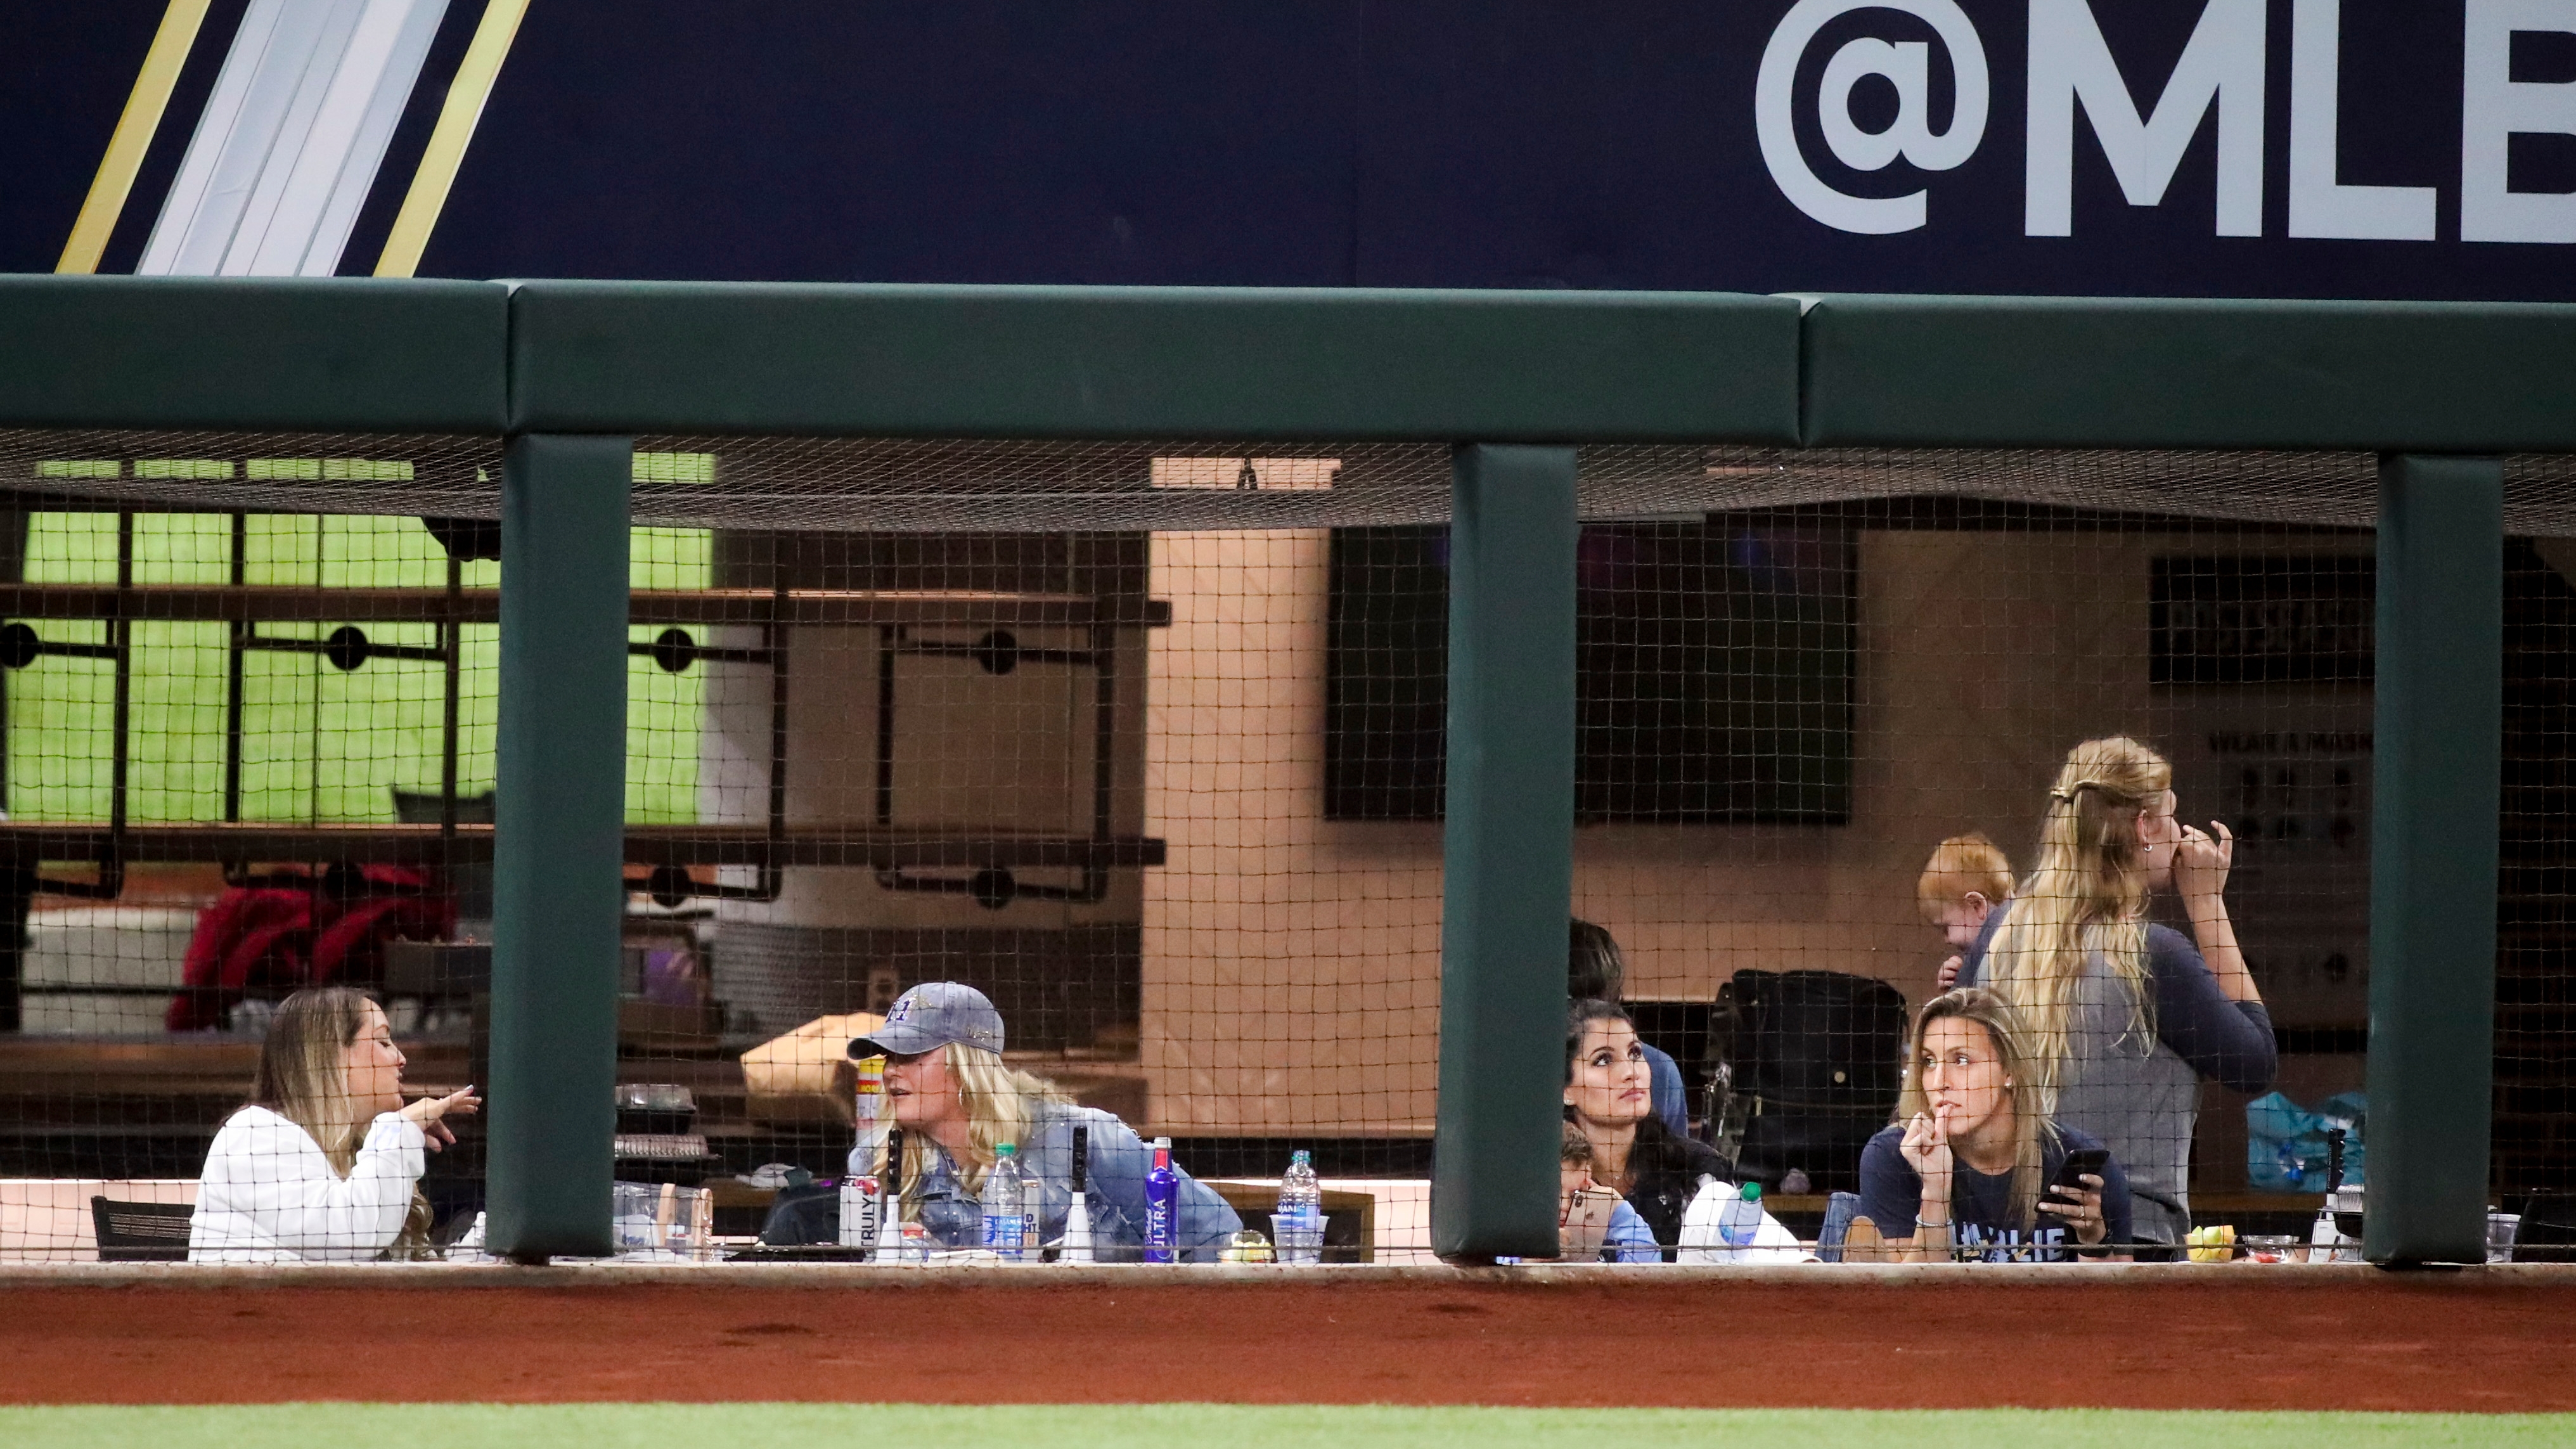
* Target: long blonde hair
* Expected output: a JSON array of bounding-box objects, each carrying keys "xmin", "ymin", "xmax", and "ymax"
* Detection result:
[
  {"xmin": 1983, "ymin": 736, "xmax": 2169, "ymax": 1095},
  {"xmin": 1893, "ymin": 989, "xmax": 2053, "ymax": 1230},
  {"xmin": 878, "ymin": 1043, "xmax": 1071, "ymax": 1206},
  {"xmin": 248, "ymin": 986, "xmax": 435, "ymax": 1255}
]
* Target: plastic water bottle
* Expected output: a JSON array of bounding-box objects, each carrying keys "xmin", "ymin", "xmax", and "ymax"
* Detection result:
[
  {"xmin": 981, "ymin": 1142, "xmax": 1029, "ymax": 1261},
  {"xmin": 1716, "ymin": 1181, "xmax": 1765, "ymax": 1253},
  {"xmin": 1276, "ymin": 1149, "xmax": 1322, "ymax": 1265},
  {"xmin": 1144, "ymin": 1136, "xmax": 1179, "ymax": 1263}
]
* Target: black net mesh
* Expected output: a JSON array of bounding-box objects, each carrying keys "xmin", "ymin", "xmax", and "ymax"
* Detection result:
[{"xmin": 0, "ymin": 427, "xmax": 2563, "ymax": 1264}]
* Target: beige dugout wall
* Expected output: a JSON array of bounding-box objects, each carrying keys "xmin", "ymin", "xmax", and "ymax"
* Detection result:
[{"xmin": 1142, "ymin": 525, "xmax": 2376, "ymax": 1162}]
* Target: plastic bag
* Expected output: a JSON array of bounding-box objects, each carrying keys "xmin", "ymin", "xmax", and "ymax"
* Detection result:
[
  {"xmin": 1675, "ymin": 1176, "xmax": 1809, "ymax": 1263},
  {"xmin": 2246, "ymin": 1090, "xmax": 2366, "ymax": 1191}
]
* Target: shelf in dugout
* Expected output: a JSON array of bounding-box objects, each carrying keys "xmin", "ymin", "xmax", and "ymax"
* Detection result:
[
  {"xmin": 0, "ymin": 584, "xmax": 1170, "ymax": 629},
  {"xmin": 0, "ymin": 822, "xmax": 1164, "ymax": 872}
]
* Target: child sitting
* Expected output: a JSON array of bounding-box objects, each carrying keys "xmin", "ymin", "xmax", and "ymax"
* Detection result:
[{"xmin": 1560, "ymin": 1121, "xmax": 1662, "ymax": 1263}]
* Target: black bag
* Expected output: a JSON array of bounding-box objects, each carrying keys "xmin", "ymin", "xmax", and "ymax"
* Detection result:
[
  {"xmin": 757, "ymin": 1180, "xmax": 842, "ymax": 1246},
  {"xmin": 1722, "ymin": 969, "xmax": 1907, "ymax": 1194}
]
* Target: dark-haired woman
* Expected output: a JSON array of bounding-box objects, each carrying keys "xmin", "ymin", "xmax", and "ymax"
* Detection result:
[
  {"xmin": 1564, "ymin": 998, "xmax": 1725, "ymax": 1252},
  {"xmin": 190, "ymin": 986, "xmax": 478, "ymax": 1262},
  {"xmin": 1569, "ymin": 920, "xmax": 1687, "ymax": 1137}
]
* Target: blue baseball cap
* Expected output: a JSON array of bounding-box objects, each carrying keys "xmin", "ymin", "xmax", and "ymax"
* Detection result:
[{"xmin": 848, "ymin": 981, "xmax": 1005, "ymax": 1059}]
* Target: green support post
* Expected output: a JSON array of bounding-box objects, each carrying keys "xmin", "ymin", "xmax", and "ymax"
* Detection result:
[
  {"xmin": 487, "ymin": 434, "xmax": 633, "ymax": 1263},
  {"xmin": 1433, "ymin": 443, "xmax": 1578, "ymax": 1263},
  {"xmin": 2365, "ymin": 454, "xmax": 2504, "ymax": 1265}
]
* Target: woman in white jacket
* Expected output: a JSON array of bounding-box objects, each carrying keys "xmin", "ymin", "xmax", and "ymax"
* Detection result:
[{"xmin": 190, "ymin": 986, "xmax": 479, "ymax": 1263}]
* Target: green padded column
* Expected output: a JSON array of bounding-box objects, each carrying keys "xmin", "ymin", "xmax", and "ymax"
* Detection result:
[
  {"xmin": 2365, "ymin": 454, "xmax": 2503, "ymax": 1265},
  {"xmin": 487, "ymin": 434, "xmax": 632, "ymax": 1262},
  {"xmin": 1433, "ymin": 443, "xmax": 1578, "ymax": 1262}
]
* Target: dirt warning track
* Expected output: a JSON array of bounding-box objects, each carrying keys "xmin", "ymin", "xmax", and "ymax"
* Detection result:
[{"xmin": 5, "ymin": 1266, "xmax": 2571, "ymax": 1411}]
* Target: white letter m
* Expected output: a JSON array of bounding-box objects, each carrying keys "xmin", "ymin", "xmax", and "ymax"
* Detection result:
[{"xmin": 2025, "ymin": 0, "xmax": 2266, "ymax": 236}]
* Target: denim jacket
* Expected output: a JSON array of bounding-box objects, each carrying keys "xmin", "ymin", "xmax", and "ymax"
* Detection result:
[{"xmin": 900, "ymin": 1102, "xmax": 1242, "ymax": 1263}]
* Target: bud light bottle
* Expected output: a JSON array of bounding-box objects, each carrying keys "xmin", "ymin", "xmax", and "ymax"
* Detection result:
[
  {"xmin": 1143, "ymin": 1136, "xmax": 1179, "ymax": 1263},
  {"xmin": 981, "ymin": 1142, "xmax": 1028, "ymax": 1261}
]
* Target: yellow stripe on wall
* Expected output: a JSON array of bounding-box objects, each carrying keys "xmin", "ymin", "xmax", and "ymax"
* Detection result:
[
  {"xmin": 56, "ymin": 0, "xmax": 215, "ymax": 274},
  {"xmin": 375, "ymin": 0, "xmax": 532, "ymax": 278}
]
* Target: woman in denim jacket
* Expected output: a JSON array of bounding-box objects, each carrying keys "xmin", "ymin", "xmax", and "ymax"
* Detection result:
[{"xmin": 852, "ymin": 982, "xmax": 1240, "ymax": 1261}]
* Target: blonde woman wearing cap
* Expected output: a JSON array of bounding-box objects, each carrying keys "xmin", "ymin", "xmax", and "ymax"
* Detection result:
[
  {"xmin": 853, "ymin": 982, "xmax": 1241, "ymax": 1261},
  {"xmin": 1955, "ymin": 737, "xmax": 2276, "ymax": 1251}
]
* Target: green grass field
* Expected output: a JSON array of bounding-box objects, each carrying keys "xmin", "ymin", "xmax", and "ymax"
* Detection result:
[
  {"xmin": 6, "ymin": 512, "xmax": 709, "ymax": 825},
  {"xmin": 1, "ymin": 1406, "xmax": 2569, "ymax": 1449}
]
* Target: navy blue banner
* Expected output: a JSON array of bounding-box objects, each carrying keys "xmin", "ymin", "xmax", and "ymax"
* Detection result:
[{"xmin": 8, "ymin": 1, "xmax": 2576, "ymax": 299}]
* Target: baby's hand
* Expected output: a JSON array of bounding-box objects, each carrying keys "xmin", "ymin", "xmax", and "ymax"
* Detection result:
[{"xmin": 1937, "ymin": 954, "xmax": 1962, "ymax": 990}]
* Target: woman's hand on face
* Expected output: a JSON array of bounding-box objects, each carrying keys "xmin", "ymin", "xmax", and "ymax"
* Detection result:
[
  {"xmin": 1898, "ymin": 1111, "xmax": 1953, "ymax": 1188},
  {"xmin": 399, "ymin": 1086, "xmax": 481, "ymax": 1152},
  {"xmin": 2038, "ymin": 1173, "xmax": 2108, "ymax": 1246},
  {"xmin": 2171, "ymin": 820, "xmax": 2234, "ymax": 901}
]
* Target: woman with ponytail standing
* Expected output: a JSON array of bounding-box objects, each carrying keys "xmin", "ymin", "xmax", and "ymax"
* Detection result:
[{"xmin": 1957, "ymin": 736, "xmax": 2277, "ymax": 1252}]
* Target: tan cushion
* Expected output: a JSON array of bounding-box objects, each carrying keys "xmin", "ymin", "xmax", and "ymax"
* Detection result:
[{"xmin": 740, "ymin": 1012, "xmax": 886, "ymax": 1123}]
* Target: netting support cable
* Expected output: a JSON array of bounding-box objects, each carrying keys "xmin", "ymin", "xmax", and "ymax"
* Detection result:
[
  {"xmin": 221, "ymin": 512, "xmax": 246, "ymax": 824},
  {"xmin": 487, "ymin": 433, "xmax": 632, "ymax": 1263},
  {"xmin": 1432, "ymin": 443, "xmax": 1580, "ymax": 1262},
  {"xmin": 441, "ymin": 546, "xmax": 463, "ymax": 844},
  {"xmin": 2366, "ymin": 453, "xmax": 2506, "ymax": 1265}
]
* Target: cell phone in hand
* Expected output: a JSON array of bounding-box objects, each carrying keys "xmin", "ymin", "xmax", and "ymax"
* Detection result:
[{"xmin": 2047, "ymin": 1147, "xmax": 2111, "ymax": 1200}]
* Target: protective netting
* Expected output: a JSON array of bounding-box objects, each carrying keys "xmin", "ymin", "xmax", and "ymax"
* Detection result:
[
  {"xmin": 13, "ymin": 432, "xmax": 2576, "ymax": 538},
  {"xmin": 0, "ymin": 428, "xmax": 2563, "ymax": 1265}
]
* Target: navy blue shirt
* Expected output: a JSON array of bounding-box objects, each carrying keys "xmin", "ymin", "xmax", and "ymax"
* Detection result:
[
  {"xmin": 1642, "ymin": 1041, "xmax": 1689, "ymax": 1138},
  {"xmin": 1858, "ymin": 1122, "xmax": 2134, "ymax": 1261},
  {"xmin": 1959, "ymin": 910, "xmax": 2277, "ymax": 1093}
]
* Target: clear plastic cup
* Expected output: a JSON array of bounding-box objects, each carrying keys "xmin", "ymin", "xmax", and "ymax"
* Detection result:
[
  {"xmin": 2487, "ymin": 1211, "xmax": 2520, "ymax": 1264},
  {"xmin": 1270, "ymin": 1211, "xmax": 1325, "ymax": 1266}
]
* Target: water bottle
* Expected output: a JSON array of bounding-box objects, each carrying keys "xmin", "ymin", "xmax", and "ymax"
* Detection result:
[
  {"xmin": 981, "ymin": 1142, "xmax": 1029, "ymax": 1261},
  {"xmin": 1144, "ymin": 1136, "xmax": 1179, "ymax": 1263},
  {"xmin": 1276, "ymin": 1149, "xmax": 1322, "ymax": 1265},
  {"xmin": 1717, "ymin": 1181, "xmax": 1765, "ymax": 1253}
]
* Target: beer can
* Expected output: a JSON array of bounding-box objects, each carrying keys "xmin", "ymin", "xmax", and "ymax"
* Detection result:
[
  {"xmin": 853, "ymin": 1054, "xmax": 887, "ymax": 1128},
  {"xmin": 838, "ymin": 1173, "xmax": 882, "ymax": 1251}
]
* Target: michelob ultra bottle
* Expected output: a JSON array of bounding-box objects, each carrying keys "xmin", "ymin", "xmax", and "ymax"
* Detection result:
[{"xmin": 1144, "ymin": 1137, "xmax": 1178, "ymax": 1263}]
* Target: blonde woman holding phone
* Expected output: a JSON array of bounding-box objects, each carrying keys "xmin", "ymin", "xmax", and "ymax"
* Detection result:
[{"xmin": 1858, "ymin": 989, "xmax": 2132, "ymax": 1262}]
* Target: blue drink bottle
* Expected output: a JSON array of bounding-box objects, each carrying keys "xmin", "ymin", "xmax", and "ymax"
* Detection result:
[{"xmin": 1143, "ymin": 1136, "xmax": 1178, "ymax": 1263}]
